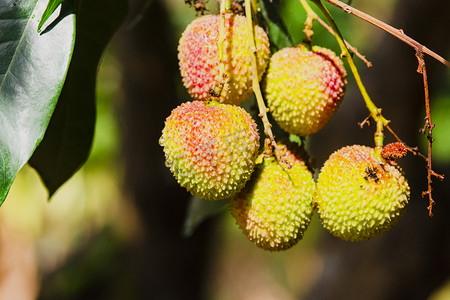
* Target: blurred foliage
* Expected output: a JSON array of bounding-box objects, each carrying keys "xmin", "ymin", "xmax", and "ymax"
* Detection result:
[
  {"xmin": 425, "ymin": 94, "xmax": 450, "ymax": 165},
  {"xmin": 430, "ymin": 278, "xmax": 450, "ymax": 300},
  {"xmin": 0, "ymin": 44, "xmax": 128, "ymax": 298},
  {"xmin": 203, "ymin": 213, "xmax": 324, "ymax": 299},
  {"xmin": 421, "ymin": 67, "xmax": 450, "ymax": 166}
]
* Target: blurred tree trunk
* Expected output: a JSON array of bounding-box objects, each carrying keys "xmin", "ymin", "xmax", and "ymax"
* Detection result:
[
  {"xmin": 119, "ymin": 0, "xmax": 214, "ymax": 299},
  {"xmin": 307, "ymin": 0, "xmax": 450, "ymax": 299},
  {"xmin": 0, "ymin": 223, "xmax": 37, "ymax": 300}
]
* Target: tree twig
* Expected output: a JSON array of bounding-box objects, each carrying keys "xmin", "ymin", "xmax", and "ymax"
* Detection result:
[
  {"xmin": 244, "ymin": 0, "xmax": 284, "ymax": 162},
  {"xmin": 320, "ymin": 0, "xmax": 450, "ymax": 68},
  {"xmin": 416, "ymin": 51, "xmax": 444, "ymax": 217},
  {"xmin": 316, "ymin": 17, "xmax": 372, "ymax": 67},
  {"xmin": 384, "ymin": 124, "xmax": 426, "ymax": 160},
  {"xmin": 300, "ymin": 0, "xmax": 372, "ymax": 67},
  {"xmin": 310, "ymin": 0, "xmax": 389, "ymax": 154}
]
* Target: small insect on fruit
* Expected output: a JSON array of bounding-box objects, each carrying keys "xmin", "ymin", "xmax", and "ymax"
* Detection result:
[{"xmin": 364, "ymin": 166, "xmax": 380, "ymax": 183}]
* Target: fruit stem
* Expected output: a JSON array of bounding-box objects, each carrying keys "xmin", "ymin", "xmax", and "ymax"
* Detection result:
[
  {"xmin": 218, "ymin": 2, "xmax": 226, "ymax": 79},
  {"xmin": 309, "ymin": 0, "xmax": 389, "ymax": 150},
  {"xmin": 299, "ymin": 0, "xmax": 316, "ymax": 47},
  {"xmin": 244, "ymin": 0, "xmax": 281, "ymax": 156},
  {"xmin": 374, "ymin": 120, "xmax": 384, "ymax": 155},
  {"xmin": 212, "ymin": 0, "xmax": 233, "ymax": 101},
  {"xmin": 221, "ymin": 0, "xmax": 231, "ymax": 11}
]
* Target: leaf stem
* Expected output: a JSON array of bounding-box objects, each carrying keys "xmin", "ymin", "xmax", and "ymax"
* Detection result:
[{"xmin": 211, "ymin": 0, "xmax": 233, "ymax": 100}]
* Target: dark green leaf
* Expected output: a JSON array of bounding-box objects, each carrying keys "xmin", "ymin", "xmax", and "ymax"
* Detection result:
[
  {"xmin": 0, "ymin": 0, "xmax": 75, "ymax": 205},
  {"xmin": 182, "ymin": 196, "xmax": 228, "ymax": 237},
  {"xmin": 266, "ymin": 21, "xmax": 294, "ymax": 50},
  {"xmin": 29, "ymin": 0, "xmax": 128, "ymax": 197},
  {"xmin": 38, "ymin": 0, "xmax": 64, "ymax": 31},
  {"xmin": 259, "ymin": 0, "xmax": 294, "ymax": 51}
]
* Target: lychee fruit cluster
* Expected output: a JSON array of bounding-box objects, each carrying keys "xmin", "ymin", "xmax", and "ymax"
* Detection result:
[
  {"xmin": 178, "ymin": 13, "xmax": 270, "ymax": 105},
  {"xmin": 160, "ymin": 10, "xmax": 411, "ymax": 250}
]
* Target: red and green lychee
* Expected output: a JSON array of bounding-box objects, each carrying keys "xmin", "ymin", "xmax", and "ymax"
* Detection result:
[
  {"xmin": 178, "ymin": 14, "xmax": 270, "ymax": 105},
  {"xmin": 229, "ymin": 143, "xmax": 315, "ymax": 251},
  {"xmin": 159, "ymin": 100, "xmax": 260, "ymax": 200},
  {"xmin": 315, "ymin": 145, "xmax": 410, "ymax": 241},
  {"xmin": 264, "ymin": 45, "xmax": 347, "ymax": 136}
]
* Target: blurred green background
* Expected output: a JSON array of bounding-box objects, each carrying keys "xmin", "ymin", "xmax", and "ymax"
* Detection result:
[{"xmin": 1, "ymin": 0, "xmax": 449, "ymax": 299}]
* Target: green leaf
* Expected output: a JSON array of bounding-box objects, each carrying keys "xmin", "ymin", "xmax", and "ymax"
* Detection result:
[
  {"xmin": 289, "ymin": 133, "xmax": 303, "ymax": 146},
  {"xmin": 29, "ymin": 0, "xmax": 128, "ymax": 197},
  {"xmin": 182, "ymin": 196, "xmax": 228, "ymax": 237},
  {"xmin": 0, "ymin": 0, "xmax": 75, "ymax": 205},
  {"xmin": 38, "ymin": 0, "xmax": 64, "ymax": 31},
  {"xmin": 259, "ymin": 0, "xmax": 294, "ymax": 51}
]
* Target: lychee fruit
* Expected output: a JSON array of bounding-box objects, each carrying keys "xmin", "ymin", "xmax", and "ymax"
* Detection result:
[
  {"xmin": 264, "ymin": 45, "xmax": 347, "ymax": 136},
  {"xmin": 315, "ymin": 145, "xmax": 410, "ymax": 241},
  {"xmin": 178, "ymin": 14, "xmax": 270, "ymax": 105},
  {"xmin": 159, "ymin": 100, "xmax": 260, "ymax": 200},
  {"xmin": 229, "ymin": 143, "xmax": 315, "ymax": 251}
]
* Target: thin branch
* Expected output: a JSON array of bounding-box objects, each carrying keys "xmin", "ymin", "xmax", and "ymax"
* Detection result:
[
  {"xmin": 310, "ymin": 0, "xmax": 389, "ymax": 153},
  {"xmin": 385, "ymin": 124, "xmax": 426, "ymax": 160},
  {"xmin": 316, "ymin": 17, "xmax": 372, "ymax": 67},
  {"xmin": 300, "ymin": 0, "xmax": 372, "ymax": 67},
  {"xmin": 210, "ymin": 0, "xmax": 232, "ymax": 100},
  {"xmin": 244, "ymin": 0, "xmax": 285, "ymax": 163},
  {"xmin": 358, "ymin": 114, "xmax": 371, "ymax": 128},
  {"xmin": 360, "ymin": 115, "xmax": 427, "ymax": 160},
  {"xmin": 320, "ymin": 0, "xmax": 450, "ymax": 68},
  {"xmin": 416, "ymin": 51, "xmax": 444, "ymax": 217}
]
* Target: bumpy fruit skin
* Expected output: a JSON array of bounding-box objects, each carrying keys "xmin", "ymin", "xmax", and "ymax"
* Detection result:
[
  {"xmin": 178, "ymin": 14, "xmax": 270, "ymax": 105},
  {"xmin": 159, "ymin": 101, "xmax": 259, "ymax": 200},
  {"xmin": 264, "ymin": 45, "xmax": 347, "ymax": 136},
  {"xmin": 229, "ymin": 143, "xmax": 315, "ymax": 251},
  {"xmin": 315, "ymin": 145, "xmax": 410, "ymax": 241}
]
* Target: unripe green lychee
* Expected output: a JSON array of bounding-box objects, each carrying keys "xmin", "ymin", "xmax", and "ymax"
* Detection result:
[
  {"xmin": 159, "ymin": 100, "xmax": 259, "ymax": 201},
  {"xmin": 229, "ymin": 143, "xmax": 315, "ymax": 251},
  {"xmin": 264, "ymin": 45, "xmax": 347, "ymax": 136},
  {"xmin": 178, "ymin": 14, "xmax": 270, "ymax": 105},
  {"xmin": 315, "ymin": 145, "xmax": 410, "ymax": 241}
]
